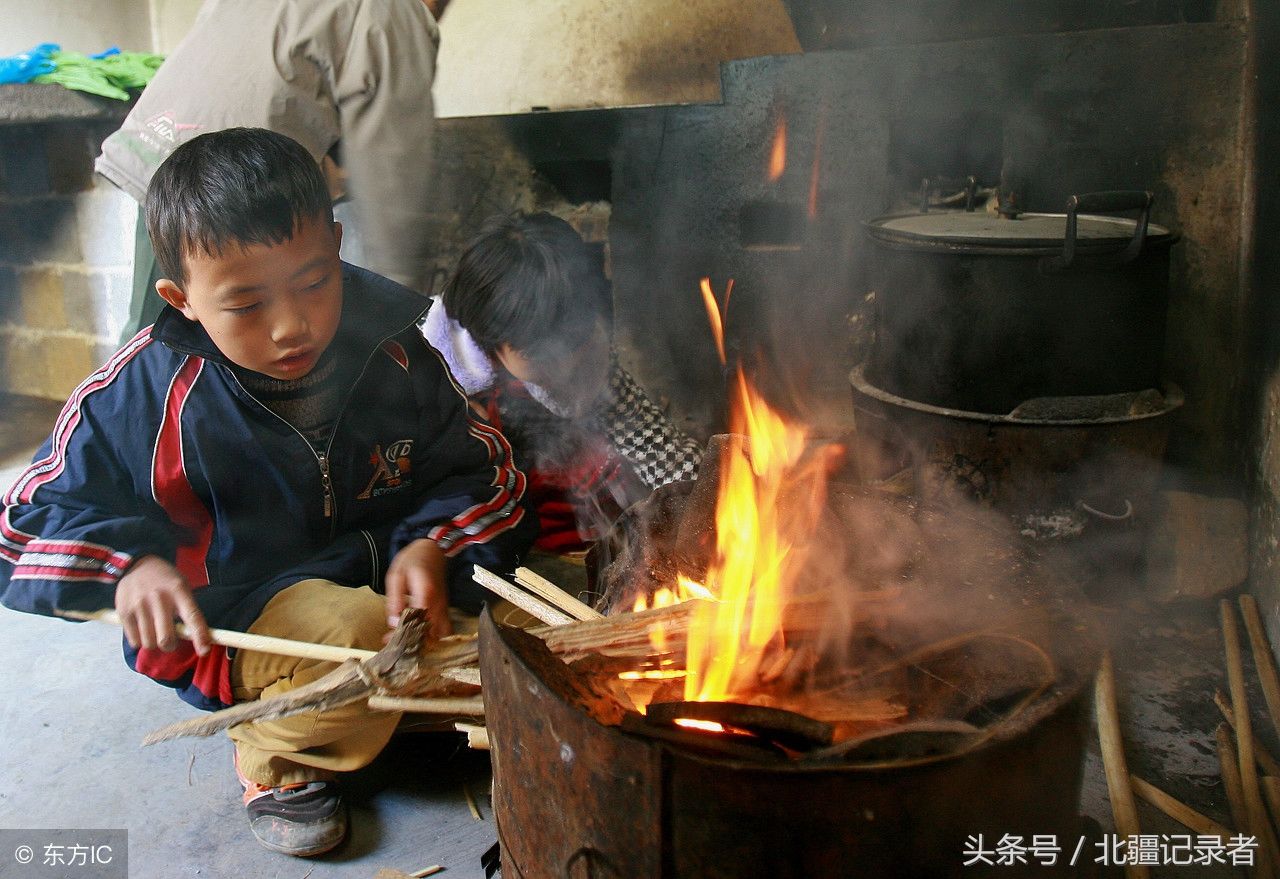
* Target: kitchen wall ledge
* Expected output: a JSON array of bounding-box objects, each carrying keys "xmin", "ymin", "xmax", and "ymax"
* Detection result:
[{"xmin": 0, "ymin": 83, "xmax": 131, "ymax": 127}]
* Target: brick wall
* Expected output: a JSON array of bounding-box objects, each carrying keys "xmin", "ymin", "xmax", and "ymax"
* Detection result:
[{"xmin": 0, "ymin": 121, "xmax": 134, "ymax": 400}]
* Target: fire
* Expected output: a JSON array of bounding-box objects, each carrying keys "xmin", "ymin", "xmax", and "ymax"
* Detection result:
[
  {"xmin": 767, "ymin": 116, "xmax": 787, "ymax": 181},
  {"xmin": 684, "ymin": 368, "xmax": 817, "ymax": 703},
  {"xmin": 808, "ymin": 110, "xmax": 826, "ymax": 219},
  {"xmin": 627, "ymin": 277, "xmax": 832, "ymax": 709}
]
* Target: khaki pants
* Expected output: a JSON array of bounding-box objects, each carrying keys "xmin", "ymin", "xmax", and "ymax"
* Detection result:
[{"xmin": 228, "ymin": 580, "xmax": 402, "ymax": 787}]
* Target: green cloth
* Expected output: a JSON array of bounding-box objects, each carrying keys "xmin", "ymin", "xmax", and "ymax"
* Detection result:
[{"xmin": 34, "ymin": 51, "xmax": 163, "ymax": 101}]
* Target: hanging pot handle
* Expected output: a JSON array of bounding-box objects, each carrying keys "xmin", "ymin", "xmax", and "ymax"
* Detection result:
[{"xmin": 1046, "ymin": 190, "xmax": 1153, "ymax": 271}]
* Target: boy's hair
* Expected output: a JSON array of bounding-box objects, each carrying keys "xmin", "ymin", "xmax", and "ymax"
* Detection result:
[
  {"xmin": 145, "ymin": 127, "xmax": 333, "ymax": 285},
  {"xmin": 443, "ymin": 211, "xmax": 611, "ymax": 359}
]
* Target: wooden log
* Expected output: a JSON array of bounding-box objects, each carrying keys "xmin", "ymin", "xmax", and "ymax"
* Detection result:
[
  {"xmin": 368, "ymin": 695, "xmax": 484, "ymax": 715},
  {"xmin": 473, "ymin": 566, "xmax": 575, "ymax": 626},
  {"xmin": 1216, "ymin": 689, "xmax": 1280, "ymax": 777},
  {"xmin": 1241, "ymin": 595, "xmax": 1280, "ymax": 750},
  {"xmin": 1223, "ymin": 598, "xmax": 1280, "ymax": 878},
  {"xmin": 59, "ymin": 608, "xmax": 377, "ymax": 664},
  {"xmin": 1094, "ymin": 652, "xmax": 1149, "ymax": 879},
  {"xmin": 515, "ymin": 566, "xmax": 603, "ymax": 621},
  {"xmin": 1130, "ymin": 774, "xmax": 1232, "ymax": 838}
]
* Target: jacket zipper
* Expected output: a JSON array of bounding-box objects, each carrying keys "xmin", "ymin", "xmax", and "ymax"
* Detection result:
[
  {"xmin": 196, "ymin": 306, "xmax": 429, "ymax": 537},
  {"xmin": 226, "ymin": 371, "xmax": 336, "ymax": 520}
]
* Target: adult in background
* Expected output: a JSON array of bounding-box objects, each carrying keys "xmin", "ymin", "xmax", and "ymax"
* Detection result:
[{"xmin": 97, "ymin": 0, "xmax": 447, "ymax": 342}]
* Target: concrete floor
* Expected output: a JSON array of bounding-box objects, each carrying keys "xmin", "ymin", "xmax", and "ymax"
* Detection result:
[{"xmin": 0, "ymin": 393, "xmax": 1270, "ymax": 878}]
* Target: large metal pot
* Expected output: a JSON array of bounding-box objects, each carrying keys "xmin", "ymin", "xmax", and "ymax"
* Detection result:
[
  {"xmin": 865, "ymin": 191, "xmax": 1177, "ymax": 414},
  {"xmin": 849, "ymin": 364, "xmax": 1183, "ymax": 522}
]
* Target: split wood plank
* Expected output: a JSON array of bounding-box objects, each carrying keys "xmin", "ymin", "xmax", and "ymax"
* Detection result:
[
  {"xmin": 514, "ymin": 566, "xmax": 602, "ymax": 621},
  {"xmin": 472, "ymin": 566, "xmax": 575, "ymax": 626}
]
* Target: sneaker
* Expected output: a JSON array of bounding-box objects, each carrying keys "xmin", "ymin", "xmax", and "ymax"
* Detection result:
[{"xmin": 235, "ymin": 757, "xmax": 347, "ymax": 857}]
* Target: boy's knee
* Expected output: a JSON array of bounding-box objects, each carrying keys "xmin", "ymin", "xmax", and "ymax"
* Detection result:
[{"xmin": 256, "ymin": 580, "xmax": 388, "ymax": 652}]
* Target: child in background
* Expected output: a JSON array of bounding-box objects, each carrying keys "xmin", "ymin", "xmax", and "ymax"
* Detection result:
[
  {"xmin": 0, "ymin": 129, "xmax": 535, "ymax": 857},
  {"xmin": 422, "ymin": 211, "xmax": 702, "ymax": 553}
]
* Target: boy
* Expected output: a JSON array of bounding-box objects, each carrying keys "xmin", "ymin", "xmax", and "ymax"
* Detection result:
[
  {"xmin": 422, "ymin": 211, "xmax": 702, "ymax": 552},
  {"xmin": 0, "ymin": 128, "xmax": 535, "ymax": 857}
]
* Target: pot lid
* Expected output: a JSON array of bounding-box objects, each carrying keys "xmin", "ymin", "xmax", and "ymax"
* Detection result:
[{"xmin": 866, "ymin": 210, "xmax": 1174, "ymax": 251}]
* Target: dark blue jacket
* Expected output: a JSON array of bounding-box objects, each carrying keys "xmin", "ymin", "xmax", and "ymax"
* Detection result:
[{"xmin": 0, "ymin": 263, "xmax": 536, "ymax": 710}]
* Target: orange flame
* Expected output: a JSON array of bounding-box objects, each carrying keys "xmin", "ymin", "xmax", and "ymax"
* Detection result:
[
  {"xmin": 767, "ymin": 116, "xmax": 787, "ymax": 182},
  {"xmin": 808, "ymin": 112, "xmax": 826, "ymax": 219},
  {"xmin": 699, "ymin": 278, "xmax": 727, "ymax": 366},
  {"xmin": 628, "ymin": 278, "xmax": 831, "ymax": 708},
  {"xmin": 683, "ymin": 368, "xmax": 819, "ymax": 703}
]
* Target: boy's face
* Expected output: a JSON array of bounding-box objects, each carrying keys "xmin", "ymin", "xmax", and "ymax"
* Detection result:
[
  {"xmin": 156, "ymin": 218, "xmax": 344, "ymax": 380},
  {"xmin": 496, "ymin": 318, "xmax": 610, "ymax": 417}
]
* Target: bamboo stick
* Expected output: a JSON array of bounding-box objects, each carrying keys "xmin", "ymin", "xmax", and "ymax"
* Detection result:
[
  {"xmin": 1241, "ymin": 595, "xmax": 1280, "ymax": 749},
  {"xmin": 409, "ymin": 866, "xmax": 444, "ymax": 878},
  {"xmin": 1220, "ymin": 724, "xmax": 1251, "ymax": 838},
  {"xmin": 59, "ymin": 608, "xmax": 377, "ymax": 664},
  {"xmin": 514, "ymin": 567, "xmax": 602, "ymax": 621},
  {"xmin": 1130, "ymin": 774, "xmax": 1232, "ymax": 838},
  {"xmin": 1216, "ymin": 690, "xmax": 1280, "ymax": 777},
  {"xmin": 472, "ymin": 566, "xmax": 575, "ymax": 626},
  {"xmin": 1222, "ymin": 599, "xmax": 1280, "ymax": 878},
  {"xmin": 1094, "ymin": 652, "xmax": 1150, "ymax": 879},
  {"xmin": 367, "ymin": 695, "xmax": 485, "ymax": 715}
]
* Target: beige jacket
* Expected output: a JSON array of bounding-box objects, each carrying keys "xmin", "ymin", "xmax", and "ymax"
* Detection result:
[{"xmin": 96, "ymin": 0, "xmax": 439, "ymax": 290}]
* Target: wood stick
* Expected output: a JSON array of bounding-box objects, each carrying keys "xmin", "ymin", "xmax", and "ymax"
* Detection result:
[
  {"xmin": 409, "ymin": 866, "xmax": 444, "ymax": 878},
  {"xmin": 455, "ymin": 722, "xmax": 489, "ymax": 750},
  {"xmin": 463, "ymin": 783, "xmax": 482, "ymax": 821},
  {"xmin": 1264, "ymin": 777, "xmax": 1280, "ymax": 846},
  {"xmin": 472, "ymin": 566, "xmax": 575, "ymax": 626},
  {"xmin": 59, "ymin": 608, "xmax": 377, "ymax": 664},
  {"xmin": 1216, "ymin": 690, "xmax": 1280, "ymax": 777},
  {"xmin": 143, "ymin": 609, "xmax": 429, "ymax": 745},
  {"xmin": 442, "ymin": 667, "xmax": 481, "ymax": 687},
  {"xmin": 367, "ymin": 695, "xmax": 485, "ymax": 715},
  {"xmin": 1220, "ymin": 723, "xmax": 1251, "ymax": 838},
  {"xmin": 1094, "ymin": 652, "xmax": 1149, "ymax": 879},
  {"xmin": 1223, "ymin": 599, "xmax": 1280, "ymax": 878},
  {"xmin": 514, "ymin": 566, "xmax": 603, "ymax": 621},
  {"xmin": 1130, "ymin": 774, "xmax": 1232, "ymax": 838},
  {"xmin": 1241, "ymin": 595, "xmax": 1280, "ymax": 750}
]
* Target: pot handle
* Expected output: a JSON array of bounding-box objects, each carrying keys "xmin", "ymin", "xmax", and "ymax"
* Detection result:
[{"xmin": 1046, "ymin": 190, "xmax": 1153, "ymax": 271}]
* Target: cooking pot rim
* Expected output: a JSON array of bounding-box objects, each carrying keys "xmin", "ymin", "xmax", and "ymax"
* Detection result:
[{"xmin": 864, "ymin": 210, "xmax": 1178, "ymax": 255}]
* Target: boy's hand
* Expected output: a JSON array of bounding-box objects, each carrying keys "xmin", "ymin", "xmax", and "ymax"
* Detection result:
[
  {"xmin": 385, "ymin": 538, "xmax": 453, "ymax": 639},
  {"xmin": 115, "ymin": 555, "xmax": 213, "ymax": 656}
]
